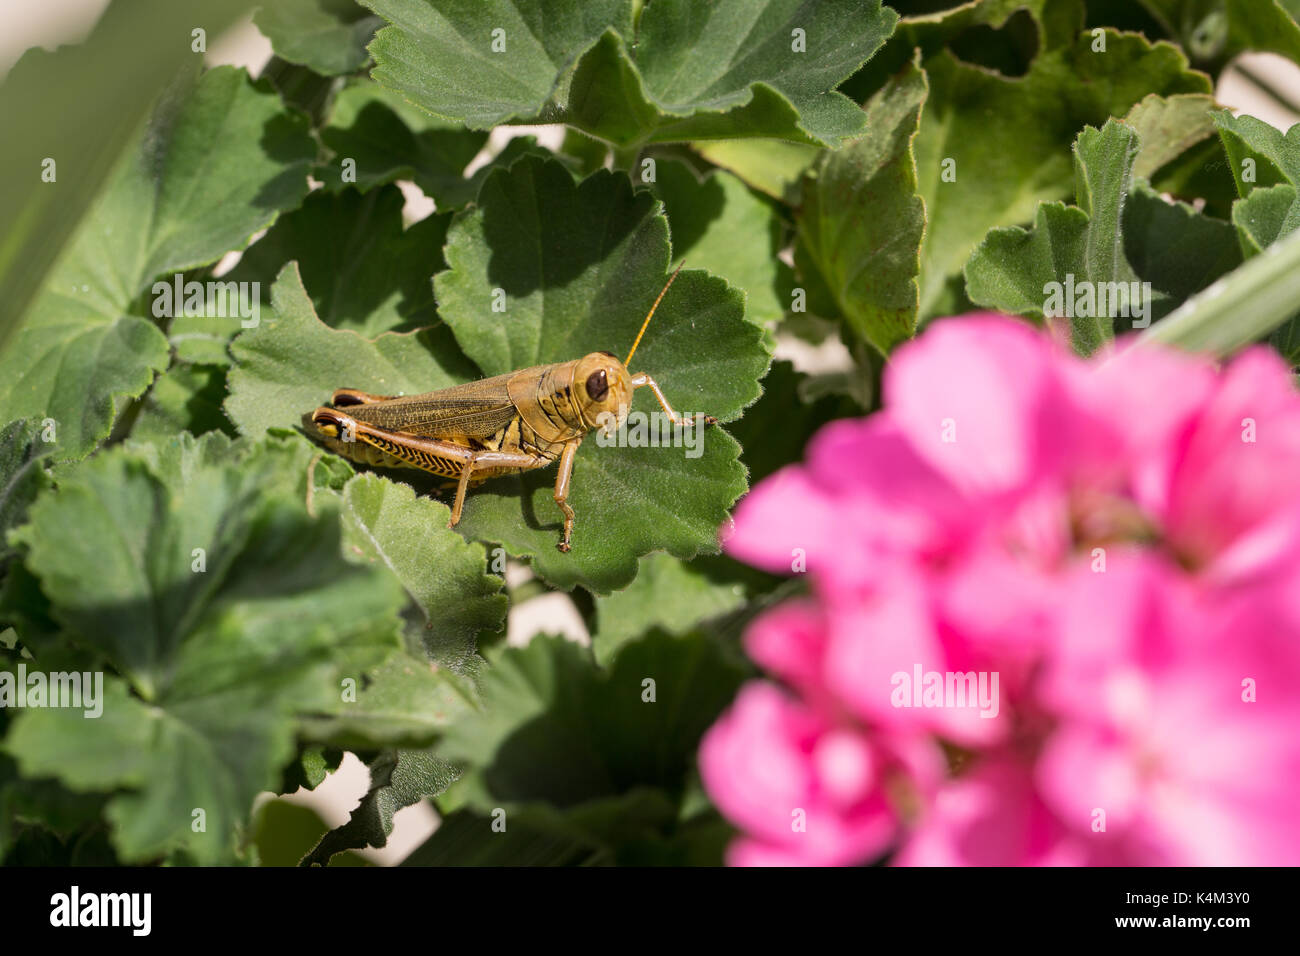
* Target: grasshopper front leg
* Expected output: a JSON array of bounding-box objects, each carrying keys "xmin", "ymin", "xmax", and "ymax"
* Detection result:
[
  {"xmin": 553, "ymin": 438, "xmax": 581, "ymax": 552},
  {"xmin": 629, "ymin": 373, "xmax": 717, "ymax": 427}
]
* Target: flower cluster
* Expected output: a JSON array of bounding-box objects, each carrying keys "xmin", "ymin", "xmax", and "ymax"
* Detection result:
[{"xmin": 701, "ymin": 315, "xmax": 1300, "ymax": 866}]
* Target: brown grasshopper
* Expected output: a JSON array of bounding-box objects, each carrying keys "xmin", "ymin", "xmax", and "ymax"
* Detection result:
[{"xmin": 309, "ymin": 263, "xmax": 713, "ymax": 552}]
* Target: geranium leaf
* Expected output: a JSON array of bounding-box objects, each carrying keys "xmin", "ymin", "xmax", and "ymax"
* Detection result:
[
  {"xmin": 650, "ymin": 159, "xmax": 793, "ymax": 326},
  {"xmin": 255, "ymin": 0, "xmax": 384, "ymax": 76},
  {"xmin": 228, "ymin": 186, "xmax": 450, "ymax": 337},
  {"xmin": 439, "ymin": 632, "xmax": 745, "ymax": 847},
  {"xmin": 336, "ymin": 473, "xmax": 506, "ymax": 671},
  {"xmin": 225, "ymin": 262, "xmax": 479, "ymax": 438},
  {"xmin": 795, "ymin": 55, "xmax": 927, "ymax": 355},
  {"xmin": 359, "ymin": 0, "xmax": 897, "ymax": 147},
  {"xmin": 131, "ymin": 364, "xmax": 237, "ymax": 444},
  {"xmin": 316, "ymin": 79, "xmax": 499, "ymax": 206},
  {"xmin": 0, "ymin": 66, "xmax": 315, "ymax": 460},
  {"xmin": 434, "ymin": 155, "xmax": 771, "ymax": 591},
  {"xmin": 1137, "ymin": 0, "xmax": 1300, "ymax": 70},
  {"xmin": 3, "ymin": 433, "xmax": 406, "ymax": 862},
  {"xmin": 302, "ymin": 748, "xmax": 459, "ymax": 865}
]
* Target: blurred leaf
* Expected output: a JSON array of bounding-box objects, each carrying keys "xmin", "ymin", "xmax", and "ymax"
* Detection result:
[
  {"xmin": 439, "ymin": 632, "xmax": 745, "ymax": 849},
  {"xmin": 402, "ymin": 807, "xmax": 596, "ymax": 865},
  {"xmin": 299, "ymin": 649, "xmax": 479, "ymax": 749},
  {"xmin": 0, "ymin": 420, "xmax": 54, "ymax": 564},
  {"xmin": 1138, "ymin": 0, "xmax": 1300, "ymax": 71},
  {"xmin": 131, "ymin": 364, "xmax": 236, "ymax": 444},
  {"xmin": 592, "ymin": 553, "xmax": 749, "ymax": 666},
  {"xmin": 0, "ymin": 0, "xmax": 256, "ymax": 353},
  {"xmin": 692, "ymin": 139, "xmax": 820, "ymax": 204},
  {"xmin": 254, "ymin": 0, "xmax": 383, "ymax": 75},
  {"xmin": 0, "ymin": 66, "xmax": 315, "ymax": 460}
]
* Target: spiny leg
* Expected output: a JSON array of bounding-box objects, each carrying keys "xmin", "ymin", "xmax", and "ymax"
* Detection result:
[
  {"xmin": 553, "ymin": 438, "xmax": 581, "ymax": 552},
  {"xmin": 450, "ymin": 455, "xmax": 477, "ymax": 527},
  {"xmin": 311, "ymin": 407, "xmax": 542, "ymax": 522},
  {"xmin": 629, "ymin": 372, "xmax": 717, "ymax": 426}
]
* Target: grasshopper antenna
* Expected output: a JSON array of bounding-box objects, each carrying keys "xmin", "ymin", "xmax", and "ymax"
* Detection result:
[{"xmin": 625, "ymin": 260, "xmax": 685, "ymax": 367}]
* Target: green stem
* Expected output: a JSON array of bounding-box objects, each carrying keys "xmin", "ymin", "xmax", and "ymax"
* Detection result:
[
  {"xmin": 611, "ymin": 145, "xmax": 642, "ymax": 172},
  {"xmin": 1140, "ymin": 226, "xmax": 1300, "ymax": 355},
  {"xmin": 1234, "ymin": 62, "xmax": 1300, "ymax": 122}
]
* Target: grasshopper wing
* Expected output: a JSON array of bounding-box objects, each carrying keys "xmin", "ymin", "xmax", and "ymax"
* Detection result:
[{"xmin": 333, "ymin": 371, "xmax": 524, "ymax": 441}]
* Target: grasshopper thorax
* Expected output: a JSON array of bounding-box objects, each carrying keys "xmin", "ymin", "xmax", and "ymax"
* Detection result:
[{"xmin": 573, "ymin": 351, "xmax": 634, "ymax": 433}]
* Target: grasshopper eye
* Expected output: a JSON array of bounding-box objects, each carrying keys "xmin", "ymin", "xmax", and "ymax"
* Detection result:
[{"xmin": 586, "ymin": 368, "xmax": 609, "ymax": 401}]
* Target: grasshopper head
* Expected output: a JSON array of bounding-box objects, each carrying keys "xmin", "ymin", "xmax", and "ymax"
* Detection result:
[{"xmin": 575, "ymin": 351, "xmax": 633, "ymax": 434}]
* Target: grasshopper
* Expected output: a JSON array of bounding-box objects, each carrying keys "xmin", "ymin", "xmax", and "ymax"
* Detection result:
[{"xmin": 310, "ymin": 263, "xmax": 713, "ymax": 552}]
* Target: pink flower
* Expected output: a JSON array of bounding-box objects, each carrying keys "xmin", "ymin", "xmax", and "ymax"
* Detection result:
[
  {"xmin": 705, "ymin": 313, "xmax": 1300, "ymax": 866},
  {"xmin": 698, "ymin": 681, "xmax": 940, "ymax": 866},
  {"xmin": 1034, "ymin": 556, "xmax": 1300, "ymax": 866}
]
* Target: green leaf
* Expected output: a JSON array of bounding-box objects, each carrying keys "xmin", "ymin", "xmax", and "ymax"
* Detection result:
[
  {"xmin": 434, "ymin": 156, "xmax": 771, "ymax": 591},
  {"xmin": 359, "ymin": 0, "xmax": 898, "ymax": 147},
  {"xmin": 902, "ymin": 2, "xmax": 1211, "ymax": 318},
  {"xmin": 691, "ymin": 139, "xmax": 820, "ymax": 204},
  {"xmin": 254, "ymin": 0, "xmax": 384, "ymax": 75},
  {"xmin": 1214, "ymin": 114, "xmax": 1300, "ymax": 357},
  {"xmin": 795, "ymin": 56, "xmax": 927, "ymax": 354},
  {"xmin": 3, "ymin": 433, "xmax": 405, "ymax": 862},
  {"xmin": 0, "ymin": 420, "xmax": 54, "ymax": 564},
  {"xmin": 225, "ymin": 261, "xmax": 479, "ymax": 438},
  {"xmin": 1122, "ymin": 183, "xmax": 1243, "ymax": 305},
  {"xmin": 1217, "ymin": 113, "xmax": 1300, "ymax": 239},
  {"xmin": 965, "ymin": 120, "xmax": 1142, "ymax": 353},
  {"xmin": 302, "ymin": 748, "xmax": 458, "ymax": 865},
  {"xmin": 131, "ymin": 364, "xmax": 237, "ymax": 444},
  {"xmin": 1123, "ymin": 93, "xmax": 1223, "ymax": 180},
  {"xmin": 650, "ymin": 160, "xmax": 793, "ymax": 326},
  {"xmin": 298, "ymin": 649, "xmax": 479, "ymax": 750},
  {"xmin": 228, "ymin": 186, "xmax": 450, "ymax": 337},
  {"xmin": 0, "ymin": 0, "xmax": 257, "ymax": 355},
  {"xmin": 728, "ymin": 358, "xmax": 860, "ymax": 484},
  {"xmin": 591, "ymin": 553, "xmax": 748, "ymax": 667},
  {"xmin": 337, "ymin": 473, "xmax": 506, "ymax": 670},
  {"xmin": 0, "ymin": 66, "xmax": 315, "ymax": 460},
  {"xmin": 401, "ymin": 807, "xmax": 596, "ymax": 865},
  {"xmin": 965, "ymin": 119, "xmax": 1244, "ymax": 353},
  {"xmin": 316, "ymin": 79, "xmax": 495, "ymax": 206},
  {"xmin": 439, "ymin": 631, "xmax": 744, "ymax": 848}
]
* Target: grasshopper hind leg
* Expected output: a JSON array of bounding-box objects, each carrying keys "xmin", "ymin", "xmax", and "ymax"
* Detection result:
[{"xmin": 330, "ymin": 388, "xmax": 397, "ymax": 407}]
